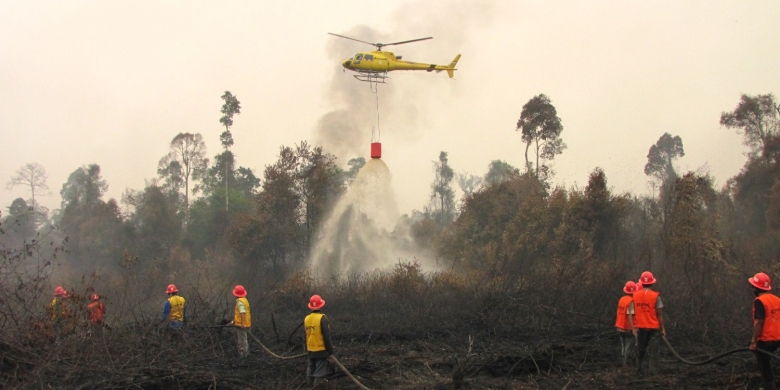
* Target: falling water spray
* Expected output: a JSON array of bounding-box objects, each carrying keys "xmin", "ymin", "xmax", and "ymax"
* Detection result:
[{"xmin": 309, "ymin": 156, "xmax": 422, "ymax": 276}]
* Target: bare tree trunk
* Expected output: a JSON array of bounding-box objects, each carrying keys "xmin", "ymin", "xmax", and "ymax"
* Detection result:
[
  {"xmin": 30, "ymin": 183, "xmax": 35, "ymax": 211},
  {"xmin": 184, "ymin": 176, "xmax": 190, "ymax": 225},
  {"xmin": 535, "ymin": 138, "xmax": 541, "ymax": 177},
  {"xmin": 225, "ymin": 162, "xmax": 229, "ymax": 212}
]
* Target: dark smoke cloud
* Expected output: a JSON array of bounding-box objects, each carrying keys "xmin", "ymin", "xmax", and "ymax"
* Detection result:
[{"xmin": 314, "ymin": 1, "xmax": 496, "ymax": 161}]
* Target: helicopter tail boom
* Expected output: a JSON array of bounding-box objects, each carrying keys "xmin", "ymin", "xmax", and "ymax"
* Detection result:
[{"xmin": 446, "ymin": 54, "xmax": 461, "ymax": 78}]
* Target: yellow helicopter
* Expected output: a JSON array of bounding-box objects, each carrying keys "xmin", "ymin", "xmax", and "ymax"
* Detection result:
[{"xmin": 328, "ymin": 33, "xmax": 461, "ymax": 83}]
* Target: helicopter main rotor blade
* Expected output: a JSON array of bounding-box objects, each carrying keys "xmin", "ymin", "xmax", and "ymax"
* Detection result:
[
  {"xmin": 382, "ymin": 37, "xmax": 433, "ymax": 47},
  {"xmin": 328, "ymin": 33, "xmax": 376, "ymax": 46}
]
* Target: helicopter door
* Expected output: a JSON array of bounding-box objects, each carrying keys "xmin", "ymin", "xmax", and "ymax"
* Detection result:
[
  {"xmin": 353, "ymin": 53, "xmax": 363, "ymax": 66},
  {"xmin": 363, "ymin": 54, "xmax": 375, "ymax": 71}
]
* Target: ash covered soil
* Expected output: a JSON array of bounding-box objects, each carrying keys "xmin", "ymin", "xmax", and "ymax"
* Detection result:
[
  {"xmin": 3, "ymin": 325, "xmax": 766, "ymax": 389},
  {"xmin": 291, "ymin": 330, "xmax": 762, "ymax": 390}
]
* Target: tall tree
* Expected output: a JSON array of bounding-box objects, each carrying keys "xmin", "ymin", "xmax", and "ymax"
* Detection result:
[
  {"xmin": 484, "ymin": 160, "xmax": 520, "ymax": 187},
  {"xmin": 720, "ymin": 93, "xmax": 780, "ymax": 159},
  {"xmin": 430, "ymin": 151, "xmax": 456, "ymax": 226},
  {"xmin": 228, "ymin": 142, "xmax": 344, "ymax": 277},
  {"xmin": 219, "ymin": 91, "xmax": 241, "ymax": 212},
  {"xmin": 58, "ymin": 164, "xmax": 123, "ymax": 269},
  {"xmin": 345, "ymin": 157, "xmax": 366, "ymax": 185},
  {"xmin": 2, "ymin": 198, "xmax": 37, "ymax": 245},
  {"xmin": 157, "ymin": 160, "xmax": 184, "ymax": 198},
  {"xmin": 196, "ymin": 155, "xmax": 260, "ymax": 199},
  {"xmin": 158, "ymin": 133, "xmax": 208, "ymax": 219},
  {"xmin": 457, "ymin": 172, "xmax": 483, "ymax": 199},
  {"xmin": 296, "ymin": 142, "xmax": 344, "ymax": 243},
  {"xmin": 6, "ymin": 163, "xmax": 50, "ymax": 219},
  {"xmin": 644, "ymin": 133, "xmax": 685, "ymax": 182},
  {"xmin": 60, "ymin": 164, "xmax": 108, "ymax": 209},
  {"xmin": 124, "ymin": 184, "xmax": 181, "ymax": 262},
  {"xmin": 516, "ymin": 94, "xmax": 566, "ymax": 177}
]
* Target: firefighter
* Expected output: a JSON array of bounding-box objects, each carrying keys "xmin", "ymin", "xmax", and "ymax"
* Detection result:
[
  {"xmin": 616, "ymin": 281, "xmax": 637, "ymax": 366},
  {"xmin": 48, "ymin": 286, "xmax": 70, "ymax": 344},
  {"xmin": 227, "ymin": 285, "xmax": 251, "ymax": 358},
  {"xmin": 87, "ymin": 294, "xmax": 106, "ymax": 337},
  {"xmin": 161, "ymin": 284, "xmax": 186, "ymax": 330},
  {"xmin": 634, "ymin": 271, "xmax": 666, "ymax": 375},
  {"xmin": 749, "ymin": 272, "xmax": 780, "ymax": 390},
  {"xmin": 304, "ymin": 294, "xmax": 333, "ymax": 388}
]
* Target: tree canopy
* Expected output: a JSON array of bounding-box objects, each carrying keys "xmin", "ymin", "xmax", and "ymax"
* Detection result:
[
  {"xmin": 644, "ymin": 133, "xmax": 685, "ymax": 181},
  {"xmin": 720, "ymin": 93, "xmax": 780, "ymax": 159},
  {"xmin": 516, "ymin": 94, "xmax": 566, "ymax": 177}
]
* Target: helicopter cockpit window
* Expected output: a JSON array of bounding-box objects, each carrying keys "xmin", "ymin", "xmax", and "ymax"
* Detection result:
[
  {"xmin": 355, "ymin": 54, "xmax": 363, "ymax": 60},
  {"xmin": 364, "ymin": 54, "xmax": 373, "ymax": 61}
]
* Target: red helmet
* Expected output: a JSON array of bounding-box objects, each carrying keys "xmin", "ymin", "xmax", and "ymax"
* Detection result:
[
  {"xmin": 308, "ymin": 294, "xmax": 326, "ymax": 310},
  {"xmin": 54, "ymin": 286, "xmax": 68, "ymax": 297},
  {"xmin": 91, "ymin": 294, "xmax": 100, "ymax": 301},
  {"xmin": 639, "ymin": 271, "xmax": 657, "ymax": 285},
  {"xmin": 233, "ymin": 285, "xmax": 247, "ymax": 298},
  {"xmin": 623, "ymin": 281, "xmax": 637, "ymax": 294},
  {"xmin": 166, "ymin": 284, "xmax": 178, "ymax": 294},
  {"xmin": 749, "ymin": 272, "xmax": 772, "ymax": 291},
  {"xmin": 635, "ymin": 280, "xmax": 644, "ymax": 291}
]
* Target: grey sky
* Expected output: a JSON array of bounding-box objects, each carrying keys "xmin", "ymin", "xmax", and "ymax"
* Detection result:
[{"xmin": 2, "ymin": 1, "xmax": 779, "ymax": 215}]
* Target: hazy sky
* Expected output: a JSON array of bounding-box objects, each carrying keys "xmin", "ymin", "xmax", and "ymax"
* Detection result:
[{"xmin": 2, "ymin": 1, "xmax": 779, "ymax": 216}]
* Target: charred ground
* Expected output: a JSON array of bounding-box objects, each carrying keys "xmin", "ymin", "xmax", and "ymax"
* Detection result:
[{"xmin": 0, "ymin": 263, "xmax": 767, "ymax": 389}]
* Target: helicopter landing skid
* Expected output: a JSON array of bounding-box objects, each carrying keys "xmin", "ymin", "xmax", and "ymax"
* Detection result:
[{"xmin": 353, "ymin": 71, "xmax": 389, "ymax": 84}]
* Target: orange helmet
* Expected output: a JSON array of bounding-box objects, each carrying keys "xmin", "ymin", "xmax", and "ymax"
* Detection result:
[
  {"xmin": 233, "ymin": 285, "xmax": 247, "ymax": 298},
  {"xmin": 308, "ymin": 294, "xmax": 326, "ymax": 310},
  {"xmin": 91, "ymin": 294, "xmax": 100, "ymax": 301},
  {"xmin": 639, "ymin": 271, "xmax": 657, "ymax": 285},
  {"xmin": 166, "ymin": 284, "xmax": 178, "ymax": 294},
  {"xmin": 623, "ymin": 281, "xmax": 637, "ymax": 294},
  {"xmin": 749, "ymin": 272, "xmax": 772, "ymax": 291}
]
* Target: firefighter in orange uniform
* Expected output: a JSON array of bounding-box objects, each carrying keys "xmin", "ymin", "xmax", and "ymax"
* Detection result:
[
  {"xmin": 616, "ymin": 281, "xmax": 637, "ymax": 366},
  {"xmin": 749, "ymin": 272, "xmax": 780, "ymax": 390},
  {"xmin": 87, "ymin": 294, "xmax": 106, "ymax": 337},
  {"xmin": 633, "ymin": 271, "xmax": 666, "ymax": 375}
]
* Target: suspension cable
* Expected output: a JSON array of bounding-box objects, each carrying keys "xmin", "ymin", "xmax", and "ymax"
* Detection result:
[{"xmin": 373, "ymin": 80, "xmax": 381, "ymax": 143}]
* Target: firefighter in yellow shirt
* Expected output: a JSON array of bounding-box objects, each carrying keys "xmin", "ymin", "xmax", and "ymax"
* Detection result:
[
  {"xmin": 304, "ymin": 294, "xmax": 333, "ymax": 388},
  {"xmin": 227, "ymin": 285, "xmax": 251, "ymax": 358},
  {"xmin": 48, "ymin": 286, "xmax": 70, "ymax": 343},
  {"xmin": 161, "ymin": 284, "xmax": 186, "ymax": 329}
]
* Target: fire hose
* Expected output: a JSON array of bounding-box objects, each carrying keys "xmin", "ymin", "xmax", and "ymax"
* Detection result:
[
  {"xmin": 245, "ymin": 330, "xmax": 371, "ymax": 390},
  {"xmin": 662, "ymin": 336, "xmax": 780, "ymax": 365}
]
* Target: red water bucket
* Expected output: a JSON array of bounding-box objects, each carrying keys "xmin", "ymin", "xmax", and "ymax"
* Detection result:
[{"xmin": 371, "ymin": 142, "xmax": 382, "ymax": 159}]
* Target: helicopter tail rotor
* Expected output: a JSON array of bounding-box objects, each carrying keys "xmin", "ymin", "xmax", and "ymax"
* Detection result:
[{"xmin": 446, "ymin": 54, "xmax": 461, "ymax": 78}]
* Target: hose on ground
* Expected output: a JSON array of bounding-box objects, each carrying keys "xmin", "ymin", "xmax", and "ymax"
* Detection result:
[
  {"xmin": 246, "ymin": 329, "xmax": 372, "ymax": 389},
  {"xmin": 328, "ymin": 355, "xmax": 372, "ymax": 390},
  {"xmin": 662, "ymin": 336, "xmax": 780, "ymax": 365},
  {"xmin": 247, "ymin": 330, "xmax": 306, "ymax": 360}
]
